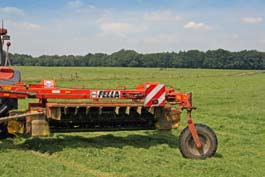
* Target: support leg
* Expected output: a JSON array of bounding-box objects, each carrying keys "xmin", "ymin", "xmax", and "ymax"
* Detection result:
[{"xmin": 186, "ymin": 111, "xmax": 202, "ymax": 149}]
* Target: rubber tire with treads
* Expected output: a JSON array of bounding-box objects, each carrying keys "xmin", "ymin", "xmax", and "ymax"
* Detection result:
[
  {"xmin": 0, "ymin": 98, "xmax": 18, "ymax": 138},
  {"xmin": 0, "ymin": 123, "xmax": 8, "ymax": 139},
  {"xmin": 0, "ymin": 98, "xmax": 17, "ymax": 117},
  {"xmin": 179, "ymin": 123, "xmax": 217, "ymax": 159}
]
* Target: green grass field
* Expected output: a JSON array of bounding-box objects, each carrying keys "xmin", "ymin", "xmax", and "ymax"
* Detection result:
[{"xmin": 0, "ymin": 66, "xmax": 265, "ymax": 177}]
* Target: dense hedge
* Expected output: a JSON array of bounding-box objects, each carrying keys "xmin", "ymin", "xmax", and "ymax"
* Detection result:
[{"xmin": 10, "ymin": 49, "xmax": 265, "ymax": 69}]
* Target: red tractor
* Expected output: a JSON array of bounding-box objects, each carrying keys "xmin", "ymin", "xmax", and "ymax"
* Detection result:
[{"xmin": 0, "ymin": 26, "xmax": 217, "ymax": 159}]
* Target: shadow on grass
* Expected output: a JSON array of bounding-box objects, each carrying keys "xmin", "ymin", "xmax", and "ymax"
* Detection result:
[
  {"xmin": 0, "ymin": 130, "xmax": 180, "ymax": 155},
  {"xmin": 0, "ymin": 131, "xmax": 223, "ymax": 159},
  {"xmin": 214, "ymin": 153, "xmax": 223, "ymax": 158}
]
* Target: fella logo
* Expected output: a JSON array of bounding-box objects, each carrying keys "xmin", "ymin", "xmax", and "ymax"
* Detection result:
[{"xmin": 97, "ymin": 90, "xmax": 120, "ymax": 98}]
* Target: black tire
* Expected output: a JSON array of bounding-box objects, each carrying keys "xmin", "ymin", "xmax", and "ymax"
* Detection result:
[
  {"xmin": 179, "ymin": 123, "xmax": 217, "ymax": 159},
  {"xmin": 0, "ymin": 98, "xmax": 18, "ymax": 117},
  {"xmin": 0, "ymin": 98, "xmax": 18, "ymax": 138},
  {"xmin": 0, "ymin": 123, "xmax": 8, "ymax": 139}
]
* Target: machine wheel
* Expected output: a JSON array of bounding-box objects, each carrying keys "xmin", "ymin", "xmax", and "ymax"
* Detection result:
[{"xmin": 179, "ymin": 124, "xmax": 217, "ymax": 159}]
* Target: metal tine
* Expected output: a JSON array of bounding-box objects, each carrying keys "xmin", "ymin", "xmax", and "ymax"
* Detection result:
[
  {"xmin": 125, "ymin": 106, "xmax": 130, "ymax": 115},
  {"xmin": 74, "ymin": 106, "xmax": 79, "ymax": 115},
  {"xmin": 148, "ymin": 107, "xmax": 155, "ymax": 114},
  {"xmin": 115, "ymin": 106, "xmax": 120, "ymax": 115},
  {"xmin": 99, "ymin": 107, "xmax": 103, "ymax": 115},
  {"xmin": 64, "ymin": 107, "xmax": 68, "ymax": 115},
  {"xmin": 137, "ymin": 106, "xmax": 142, "ymax": 115},
  {"xmin": 86, "ymin": 106, "xmax": 90, "ymax": 115}
]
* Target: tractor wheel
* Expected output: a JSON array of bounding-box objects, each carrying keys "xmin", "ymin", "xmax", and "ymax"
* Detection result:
[
  {"xmin": 0, "ymin": 98, "xmax": 18, "ymax": 138},
  {"xmin": 0, "ymin": 123, "xmax": 8, "ymax": 139},
  {"xmin": 0, "ymin": 98, "xmax": 18, "ymax": 117},
  {"xmin": 179, "ymin": 124, "xmax": 217, "ymax": 159}
]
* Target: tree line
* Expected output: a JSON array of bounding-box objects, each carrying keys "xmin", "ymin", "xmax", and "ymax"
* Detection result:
[{"xmin": 10, "ymin": 49, "xmax": 265, "ymax": 69}]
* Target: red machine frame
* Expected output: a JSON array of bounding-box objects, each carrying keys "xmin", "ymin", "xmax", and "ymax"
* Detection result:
[{"xmin": 0, "ymin": 79, "xmax": 202, "ymax": 148}]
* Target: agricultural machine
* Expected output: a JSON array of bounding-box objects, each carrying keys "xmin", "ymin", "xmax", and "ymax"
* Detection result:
[{"xmin": 0, "ymin": 26, "xmax": 217, "ymax": 159}]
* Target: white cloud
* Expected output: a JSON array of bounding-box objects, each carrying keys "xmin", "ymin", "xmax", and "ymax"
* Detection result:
[
  {"xmin": 27, "ymin": 23, "xmax": 41, "ymax": 30},
  {"xmin": 99, "ymin": 21, "xmax": 146, "ymax": 36},
  {"xmin": 0, "ymin": 7, "xmax": 25, "ymax": 17},
  {"xmin": 184, "ymin": 21, "xmax": 212, "ymax": 30},
  {"xmin": 241, "ymin": 17, "xmax": 263, "ymax": 24},
  {"xmin": 66, "ymin": 0, "xmax": 95, "ymax": 11},
  {"xmin": 144, "ymin": 10, "xmax": 180, "ymax": 22},
  {"xmin": 232, "ymin": 34, "xmax": 239, "ymax": 39},
  {"xmin": 9, "ymin": 21, "xmax": 41, "ymax": 30},
  {"xmin": 67, "ymin": 0, "xmax": 82, "ymax": 8},
  {"xmin": 143, "ymin": 34, "xmax": 177, "ymax": 44}
]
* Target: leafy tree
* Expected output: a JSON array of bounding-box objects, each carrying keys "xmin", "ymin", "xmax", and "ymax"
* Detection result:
[{"xmin": 9, "ymin": 49, "xmax": 265, "ymax": 70}]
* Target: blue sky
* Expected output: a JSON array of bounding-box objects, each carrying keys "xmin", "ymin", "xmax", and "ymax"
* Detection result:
[{"xmin": 0, "ymin": 0, "xmax": 264, "ymax": 56}]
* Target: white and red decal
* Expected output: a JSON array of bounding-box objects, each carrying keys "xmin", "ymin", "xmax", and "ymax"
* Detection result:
[
  {"xmin": 42, "ymin": 80, "xmax": 56, "ymax": 88},
  {"xmin": 144, "ymin": 84, "xmax": 166, "ymax": 107}
]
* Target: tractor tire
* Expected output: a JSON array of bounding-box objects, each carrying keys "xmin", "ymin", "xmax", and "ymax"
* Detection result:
[
  {"xmin": 0, "ymin": 98, "xmax": 17, "ymax": 117},
  {"xmin": 179, "ymin": 124, "xmax": 217, "ymax": 159},
  {"xmin": 0, "ymin": 98, "xmax": 18, "ymax": 138},
  {"xmin": 0, "ymin": 123, "xmax": 8, "ymax": 139}
]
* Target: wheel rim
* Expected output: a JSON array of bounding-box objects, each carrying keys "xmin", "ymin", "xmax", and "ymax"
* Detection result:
[{"xmin": 186, "ymin": 133, "xmax": 211, "ymax": 156}]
